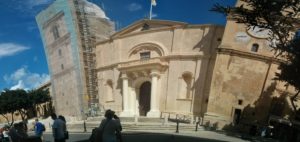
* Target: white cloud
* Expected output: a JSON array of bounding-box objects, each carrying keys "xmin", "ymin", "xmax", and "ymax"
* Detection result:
[
  {"xmin": 127, "ymin": 3, "xmax": 142, "ymax": 12},
  {"xmin": 26, "ymin": 0, "xmax": 53, "ymax": 9},
  {"xmin": 11, "ymin": 67, "xmax": 27, "ymax": 81},
  {"xmin": 10, "ymin": 80, "xmax": 27, "ymax": 90},
  {"xmin": 4, "ymin": 67, "xmax": 50, "ymax": 90},
  {"xmin": 0, "ymin": 43, "xmax": 30, "ymax": 58},
  {"xmin": 8, "ymin": 0, "xmax": 53, "ymax": 15}
]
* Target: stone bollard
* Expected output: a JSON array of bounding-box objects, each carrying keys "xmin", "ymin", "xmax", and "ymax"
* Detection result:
[
  {"xmin": 176, "ymin": 119, "xmax": 179, "ymax": 133},
  {"xmin": 134, "ymin": 115, "xmax": 138, "ymax": 124},
  {"xmin": 164, "ymin": 115, "xmax": 168, "ymax": 125},
  {"xmin": 190, "ymin": 116, "xmax": 194, "ymax": 124},
  {"xmin": 195, "ymin": 121, "xmax": 200, "ymax": 131},
  {"xmin": 83, "ymin": 120, "xmax": 87, "ymax": 132}
]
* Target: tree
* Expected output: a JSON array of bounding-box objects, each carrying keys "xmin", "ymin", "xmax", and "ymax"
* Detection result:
[
  {"xmin": 2, "ymin": 89, "xmax": 31, "ymax": 121},
  {"xmin": 0, "ymin": 89, "xmax": 25, "ymax": 126},
  {"xmin": 28, "ymin": 88, "xmax": 51, "ymax": 116},
  {"xmin": 212, "ymin": 0, "xmax": 300, "ymax": 112},
  {"xmin": 0, "ymin": 88, "xmax": 51, "ymax": 125}
]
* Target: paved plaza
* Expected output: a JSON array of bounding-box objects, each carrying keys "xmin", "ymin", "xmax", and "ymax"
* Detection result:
[{"xmin": 40, "ymin": 129, "xmax": 276, "ymax": 142}]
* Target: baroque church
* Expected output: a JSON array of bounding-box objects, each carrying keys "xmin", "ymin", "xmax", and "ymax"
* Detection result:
[{"xmin": 36, "ymin": 0, "xmax": 297, "ymax": 128}]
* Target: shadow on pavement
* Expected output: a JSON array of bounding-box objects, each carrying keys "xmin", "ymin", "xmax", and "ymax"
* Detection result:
[
  {"xmin": 76, "ymin": 132, "xmax": 228, "ymax": 142},
  {"xmin": 214, "ymin": 130, "xmax": 279, "ymax": 142}
]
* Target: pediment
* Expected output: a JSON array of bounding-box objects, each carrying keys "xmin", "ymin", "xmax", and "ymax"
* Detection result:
[{"xmin": 111, "ymin": 19, "xmax": 187, "ymax": 38}]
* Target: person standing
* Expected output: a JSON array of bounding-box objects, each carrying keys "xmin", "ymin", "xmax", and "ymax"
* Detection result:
[
  {"xmin": 58, "ymin": 115, "xmax": 68, "ymax": 140},
  {"xmin": 2, "ymin": 125, "xmax": 10, "ymax": 142},
  {"xmin": 51, "ymin": 113, "xmax": 66, "ymax": 142},
  {"xmin": 99, "ymin": 109, "xmax": 122, "ymax": 142},
  {"xmin": 8, "ymin": 123, "xmax": 27, "ymax": 142},
  {"xmin": 34, "ymin": 118, "xmax": 45, "ymax": 140},
  {"xmin": 113, "ymin": 114, "xmax": 122, "ymax": 142}
]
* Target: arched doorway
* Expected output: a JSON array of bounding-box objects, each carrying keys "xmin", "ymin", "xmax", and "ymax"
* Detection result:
[{"xmin": 139, "ymin": 81, "xmax": 151, "ymax": 116}]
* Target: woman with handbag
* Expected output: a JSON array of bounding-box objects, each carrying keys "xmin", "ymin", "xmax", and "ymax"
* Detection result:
[
  {"xmin": 51, "ymin": 113, "xmax": 66, "ymax": 142},
  {"xmin": 98, "ymin": 110, "xmax": 122, "ymax": 142}
]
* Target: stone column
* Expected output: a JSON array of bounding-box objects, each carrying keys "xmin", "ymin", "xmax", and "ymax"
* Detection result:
[
  {"xmin": 147, "ymin": 70, "xmax": 160, "ymax": 117},
  {"xmin": 120, "ymin": 73, "xmax": 133, "ymax": 117}
]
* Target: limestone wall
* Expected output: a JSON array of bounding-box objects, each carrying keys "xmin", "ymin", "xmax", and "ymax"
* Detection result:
[
  {"xmin": 95, "ymin": 21, "xmax": 224, "ymax": 117},
  {"xmin": 204, "ymin": 18, "xmax": 297, "ymax": 129}
]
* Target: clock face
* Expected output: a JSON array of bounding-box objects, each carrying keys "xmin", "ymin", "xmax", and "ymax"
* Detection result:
[{"xmin": 247, "ymin": 26, "xmax": 270, "ymax": 39}]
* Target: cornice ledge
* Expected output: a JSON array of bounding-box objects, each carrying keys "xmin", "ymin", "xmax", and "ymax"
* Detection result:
[{"xmin": 217, "ymin": 48, "xmax": 284, "ymax": 64}]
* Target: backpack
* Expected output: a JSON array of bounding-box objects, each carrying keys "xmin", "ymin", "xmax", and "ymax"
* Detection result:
[
  {"xmin": 89, "ymin": 128, "xmax": 102, "ymax": 142},
  {"xmin": 41, "ymin": 124, "xmax": 46, "ymax": 131}
]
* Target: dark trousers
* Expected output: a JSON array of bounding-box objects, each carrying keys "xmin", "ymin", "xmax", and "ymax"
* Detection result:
[{"xmin": 54, "ymin": 139, "xmax": 66, "ymax": 142}]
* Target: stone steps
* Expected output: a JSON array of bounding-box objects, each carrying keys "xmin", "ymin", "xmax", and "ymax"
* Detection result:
[
  {"xmin": 67, "ymin": 116, "xmax": 200, "ymax": 132},
  {"xmin": 67, "ymin": 121, "xmax": 201, "ymax": 132},
  {"xmin": 122, "ymin": 124, "xmax": 200, "ymax": 131},
  {"xmin": 86, "ymin": 117, "xmax": 164, "ymax": 123}
]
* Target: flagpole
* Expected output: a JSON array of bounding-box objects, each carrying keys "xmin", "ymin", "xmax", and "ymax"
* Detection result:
[{"xmin": 149, "ymin": 0, "xmax": 153, "ymax": 20}]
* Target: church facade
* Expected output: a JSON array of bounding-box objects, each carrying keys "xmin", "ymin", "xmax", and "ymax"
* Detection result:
[
  {"xmin": 95, "ymin": 20, "xmax": 224, "ymax": 118},
  {"xmin": 95, "ymin": 19, "xmax": 296, "ymax": 127}
]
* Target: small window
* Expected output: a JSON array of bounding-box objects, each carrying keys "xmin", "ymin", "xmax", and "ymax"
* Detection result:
[
  {"xmin": 238, "ymin": 99, "xmax": 243, "ymax": 105},
  {"xmin": 251, "ymin": 43, "xmax": 259, "ymax": 52},
  {"xmin": 58, "ymin": 49, "xmax": 62, "ymax": 56},
  {"xmin": 140, "ymin": 52, "xmax": 150, "ymax": 60},
  {"xmin": 52, "ymin": 25, "xmax": 60, "ymax": 40},
  {"xmin": 106, "ymin": 80, "xmax": 114, "ymax": 101},
  {"xmin": 61, "ymin": 64, "xmax": 64, "ymax": 70}
]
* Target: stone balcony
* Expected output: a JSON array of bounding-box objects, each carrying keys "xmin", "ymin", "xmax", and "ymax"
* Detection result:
[{"xmin": 118, "ymin": 58, "xmax": 169, "ymax": 72}]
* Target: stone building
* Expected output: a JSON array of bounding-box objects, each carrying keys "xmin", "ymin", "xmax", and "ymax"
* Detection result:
[
  {"xmin": 35, "ymin": 81, "xmax": 53, "ymax": 117},
  {"xmin": 36, "ymin": 0, "xmax": 298, "ymax": 128},
  {"xmin": 36, "ymin": 0, "xmax": 114, "ymax": 120},
  {"xmin": 202, "ymin": 1, "xmax": 298, "ymax": 128},
  {"xmin": 95, "ymin": 20, "xmax": 224, "ymax": 118}
]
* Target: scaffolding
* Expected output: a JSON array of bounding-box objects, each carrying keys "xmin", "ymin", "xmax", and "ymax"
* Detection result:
[{"xmin": 74, "ymin": 0, "xmax": 99, "ymax": 113}]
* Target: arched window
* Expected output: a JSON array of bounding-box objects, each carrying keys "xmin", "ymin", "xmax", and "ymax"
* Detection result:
[
  {"xmin": 58, "ymin": 49, "xmax": 62, "ymax": 57},
  {"xmin": 140, "ymin": 51, "xmax": 151, "ymax": 60},
  {"xmin": 178, "ymin": 72, "xmax": 193, "ymax": 99},
  {"xmin": 52, "ymin": 25, "xmax": 60, "ymax": 40},
  {"xmin": 106, "ymin": 80, "xmax": 114, "ymax": 101},
  {"xmin": 251, "ymin": 43, "xmax": 259, "ymax": 52}
]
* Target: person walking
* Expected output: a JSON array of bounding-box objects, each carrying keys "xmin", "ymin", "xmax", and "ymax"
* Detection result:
[
  {"xmin": 34, "ymin": 118, "xmax": 45, "ymax": 140},
  {"xmin": 58, "ymin": 115, "xmax": 68, "ymax": 141},
  {"xmin": 8, "ymin": 123, "xmax": 27, "ymax": 142},
  {"xmin": 99, "ymin": 109, "xmax": 122, "ymax": 142},
  {"xmin": 2, "ymin": 125, "xmax": 10, "ymax": 142},
  {"xmin": 51, "ymin": 113, "xmax": 66, "ymax": 142},
  {"xmin": 113, "ymin": 114, "xmax": 122, "ymax": 142}
]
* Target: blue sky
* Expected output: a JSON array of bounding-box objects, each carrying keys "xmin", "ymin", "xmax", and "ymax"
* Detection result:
[{"xmin": 0, "ymin": 0, "xmax": 236, "ymax": 90}]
